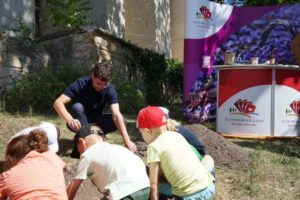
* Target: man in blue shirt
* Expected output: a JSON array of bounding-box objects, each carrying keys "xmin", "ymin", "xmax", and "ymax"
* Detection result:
[{"xmin": 53, "ymin": 61, "xmax": 137, "ymax": 152}]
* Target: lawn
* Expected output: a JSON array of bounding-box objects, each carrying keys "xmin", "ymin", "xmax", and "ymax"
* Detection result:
[{"xmin": 0, "ymin": 112, "xmax": 299, "ymax": 200}]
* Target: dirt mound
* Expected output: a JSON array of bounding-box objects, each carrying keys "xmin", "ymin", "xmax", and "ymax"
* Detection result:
[{"xmin": 185, "ymin": 124, "xmax": 252, "ymax": 169}]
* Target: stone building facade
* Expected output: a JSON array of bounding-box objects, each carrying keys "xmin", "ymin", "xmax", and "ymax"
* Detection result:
[
  {"xmin": 0, "ymin": 28, "xmax": 143, "ymax": 92},
  {"xmin": 0, "ymin": 0, "xmax": 185, "ymax": 91},
  {"xmin": 0, "ymin": 0, "xmax": 185, "ymax": 60}
]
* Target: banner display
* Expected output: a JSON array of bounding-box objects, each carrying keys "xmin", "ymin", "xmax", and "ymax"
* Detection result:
[
  {"xmin": 274, "ymin": 69, "xmax": 300, "ymax": 136},
  {"xmin": 217, "ymin": 68, "xmax": 272, "ymax": 136},
  {"xmin": 217, "ymin": 66, "xmax": 300, "ymax": 137},
  {"xmin": 183, "ymin": 0, "xmax": 300, "ymax": 124}
]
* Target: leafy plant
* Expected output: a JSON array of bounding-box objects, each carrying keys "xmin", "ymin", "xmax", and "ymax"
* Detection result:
[
  {"xmin": 112, "ymin": 71, "xmax": 146, "ymax": 114},
  {"xmin": 4, "ymin": 64, "xmax": 146, "ymax": 115},
  {"xmin": 46, "ymin": 0, "xmax": 91, "ymax": 29},
  {"xmin": 5, "ymin": 21, "xmax": 35, "ymax": 47},
  {"xmin": 165, "ymin": 59, "xmax": 183, "ymax": 102},
  {"xmin": 134, "ymin": 49, "xmax": 168, "ymax": 105},
  {"xmin": 4, "ymin": 66, "xmax": 88, "ymax": 113},
  {"xmin": 128, "ymin": 48, "xmax": 183, "ymax": 105}
]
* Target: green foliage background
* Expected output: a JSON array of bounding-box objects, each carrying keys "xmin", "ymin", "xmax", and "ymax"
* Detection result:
[
  {"xmin": 46, "ymin": 0, "xmax": 91, "ymax": 29},
  {"xmin": 4, "ymin": 66, "xmax": 88, "ymax": 113},
  {"xmin": 130, "ymin": 48, "xmax": 183, "ymax": 105},
  {"xmin": 3, "ymin": 51, "xmax": 183, "ymax": 115}
]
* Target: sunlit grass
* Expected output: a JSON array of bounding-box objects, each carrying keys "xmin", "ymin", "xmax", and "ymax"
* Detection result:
[{"xmin": 0, "ymin": 112, "xmax": 299, "ymax": 200}]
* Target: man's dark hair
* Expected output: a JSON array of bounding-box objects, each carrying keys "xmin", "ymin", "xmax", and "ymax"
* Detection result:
[{"xmin": 92, "ymin": 60, "xmax": 112, "ymax": 81}]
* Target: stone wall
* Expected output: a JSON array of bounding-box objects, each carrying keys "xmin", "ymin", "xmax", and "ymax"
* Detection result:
[
  {"xmin": 90, "ymin": 0, "xmax": 125, "ymax": 38},
  {"xmin": 40, "ymin": 0, "xmax": 171, "ymax": 59},
  {"xmin": 40, "ymin": 28, "xmax": 137, "ymax": 76},
  {"xmin": 0, "ymin": 34, "xmax": 49, "ymax": 92},
  {"xmin": 0, "ymin": 0, "xmax": 35, "ymax": 34},
  {"xmin": 0, "ymin": 28, "xmax": 142, "ymax": 93},
  {"xmin": 1, "ymin": 0, "xmax": 176, "ymax": 61}
]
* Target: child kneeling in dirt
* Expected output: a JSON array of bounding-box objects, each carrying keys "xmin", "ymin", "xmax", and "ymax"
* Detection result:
[
  {"xmin": 67, "ymin": 124, "xmax": 150, "ymax": 200},
  {"xmin": 0, "ymin": 130, "xmax": 67, "ymax": 200},
  {"xmin": 137, "ymin": 106, "xmax": 215, "ymax": 200}
]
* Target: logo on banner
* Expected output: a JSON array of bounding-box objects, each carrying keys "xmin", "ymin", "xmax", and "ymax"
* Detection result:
[
  {"xmin": 196, "ymin": 6, "xmax": 212, "ymax": 21},
  {"xmin": 229, "ymin": 99, "xmax": 258, "ymax": 118},
  {"xmin": 286, "ymin": 100, "xmax": 300, "ymax": 116}
]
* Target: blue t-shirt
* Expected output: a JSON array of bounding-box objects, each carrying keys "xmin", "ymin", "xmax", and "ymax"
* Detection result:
[
  {"xmin": 177, "ymin": 126, "xmax": 206, "ymax": 156},
  {"xmin": 64, "ymin": 76, "xmax": 118, "ymax": 116}
]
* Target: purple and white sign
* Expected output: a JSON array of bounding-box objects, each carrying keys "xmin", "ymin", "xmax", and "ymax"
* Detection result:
[{"xmin": 183, "ymin": 0, "xmax": 300, "ymax": 123}]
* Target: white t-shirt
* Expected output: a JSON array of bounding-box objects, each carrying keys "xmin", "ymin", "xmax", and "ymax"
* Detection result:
[
  {"xmin": 147, "ymin": 131, "xmax": 214, "ymax": 197},
  {"xmin": 75, "ymin": 142, "xmax": 150, "ymax": 200}
]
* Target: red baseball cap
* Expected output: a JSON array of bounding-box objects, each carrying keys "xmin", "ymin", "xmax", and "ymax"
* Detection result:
[{"xmin": 137, "ymin": 106, "xmax": 168, "ymax": 129}]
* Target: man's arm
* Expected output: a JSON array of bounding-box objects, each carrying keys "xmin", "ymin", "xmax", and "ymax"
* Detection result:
[
  {"xmin": 66, "ymin": 179, "xmax": 83, "ymax": 200},
  {"xmin": 53, "ymin": 94, "xmax": 81, "ymax": 132},
  {"xmin": 149, "ymin": 162, "xmax": 160, "ymax": 200},
  {"xmin": 110, "ymin": 103, "xmax": 137, "ymax": 152}
]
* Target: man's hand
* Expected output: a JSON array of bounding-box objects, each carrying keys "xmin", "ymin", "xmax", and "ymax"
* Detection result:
[
  {"xmin": 125, "ymin": 140, "xmax": 138, "ymax": 152},
  {"xmin": 67, "ymin": 119, "xmax": 81, "ymax": 132}
]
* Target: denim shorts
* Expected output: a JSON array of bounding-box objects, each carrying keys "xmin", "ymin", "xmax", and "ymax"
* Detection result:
[
  {"xmin": 159, "ymin": 167, "xmax": 215, "ymax": 200},
  {"xmin": 174, "ymin": 182, "xmax": 215, "ymax": 200}
]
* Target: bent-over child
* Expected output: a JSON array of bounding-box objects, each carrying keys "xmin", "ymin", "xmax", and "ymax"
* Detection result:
[
  {"xmin": 137, "ymin": 106, "xmax": 215, "ymax": 200},
  {"xmin": 0, "ymin": 129, "xmax": 67, "ymax": 200},
  {"xmin": 67, "ymin": 124, "xmax": 150, "ymax": 200}
]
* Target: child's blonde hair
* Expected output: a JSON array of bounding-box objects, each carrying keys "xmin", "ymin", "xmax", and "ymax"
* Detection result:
[{"xmin": 166, "ymin": 119, "xmax": 181, "ymax": 131}]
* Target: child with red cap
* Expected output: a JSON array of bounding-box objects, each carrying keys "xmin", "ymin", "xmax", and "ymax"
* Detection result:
[{"xmin": 137, "ymin": 106, "xmax": 215, "ymax": 200}]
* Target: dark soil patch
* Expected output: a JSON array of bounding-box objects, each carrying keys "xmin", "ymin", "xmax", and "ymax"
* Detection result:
[{"xmin": 184, "ymin": 124, "xmax": 252, "ymax": 169}]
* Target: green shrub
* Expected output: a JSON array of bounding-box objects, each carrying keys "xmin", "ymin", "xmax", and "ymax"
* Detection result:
[
  {"xmin": 4, "ymin": 49, "xmax": 183, "ymax": 114},
  {"xmin": 4, "ymin": 66, "xmax": 88, "ymax": 113},
  {"xmin": 129, "ymin": 48, "xmax": 183, "ymax": 105},
  {"xmin": 112, "ymin": 72, "xmax": 146, "ymax": 114},
  {"xmin": 4, "ymin": 65, "xmax": 145, "ymax": 115},
  {"xmin": 135, "ymin": 49, "xmax": 168, "ymax": 105},
  {"xmin": 165, "ymin": 59, "xmax": 183, "ymax": 102},
  {"xmin": 46, "ymin": 0, "xmax": 91, "ymax": 29}
]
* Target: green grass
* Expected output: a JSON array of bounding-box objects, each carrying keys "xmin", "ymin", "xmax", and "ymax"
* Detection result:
[
  {"xmin": 0, "ymin": 112, "xmax": 299, "ymax": 200},
  {"xmin": 216, "ymin": 139, "xmax": 300, "ymax": 200}
]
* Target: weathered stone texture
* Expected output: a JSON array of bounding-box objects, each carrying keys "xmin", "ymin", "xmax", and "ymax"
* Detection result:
[
  {"xmin": 0, "ymin": 35, "xmax": 49, "ymax": 92},
  {"xmin": 0, "ymin": 29, "xmax": 142, "ymax": 93}
]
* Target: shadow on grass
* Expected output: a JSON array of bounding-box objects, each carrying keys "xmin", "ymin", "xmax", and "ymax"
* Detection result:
[
  {"xmin": 126, "ymin": 121, "xmax": 143, "ymax": 142},
  {"xmin": 232, "ymin": 139, "xmax": 300, "ymax": 158},
  {"xmin": 58, "ymin": 138, "xmax": 74, "ymax": 157}
]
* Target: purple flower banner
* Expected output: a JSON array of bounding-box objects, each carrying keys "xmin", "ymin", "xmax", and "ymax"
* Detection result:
[{"xmin": 183, "ymin": 0, "xmax": 300, "ymax": 123}]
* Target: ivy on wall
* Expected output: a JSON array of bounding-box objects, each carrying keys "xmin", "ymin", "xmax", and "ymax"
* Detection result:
[{"xmin": 129, "ymin": 48, "xmax": 183, "ymax": 105}]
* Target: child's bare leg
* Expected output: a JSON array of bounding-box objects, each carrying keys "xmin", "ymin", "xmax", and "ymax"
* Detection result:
[{"xmin": 201, "ymin": 155, "xmax": 215, "ymax": 179}]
